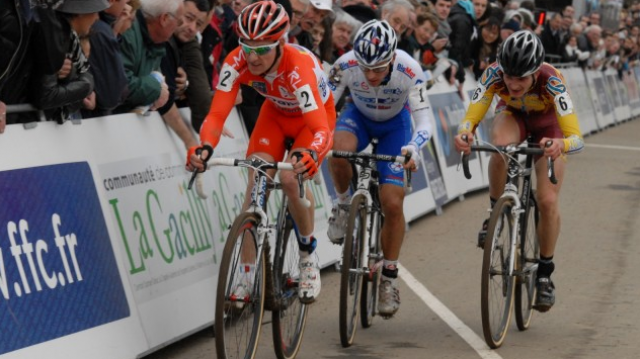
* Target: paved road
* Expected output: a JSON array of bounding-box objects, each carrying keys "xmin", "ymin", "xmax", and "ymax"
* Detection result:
[{"xmin": 143, "ymin": 118, "xmax": 640, "ymax": 359}]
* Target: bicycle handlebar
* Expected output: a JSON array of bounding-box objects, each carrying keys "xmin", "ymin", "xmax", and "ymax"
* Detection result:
[
  {"xmin": 460, "ymin": 136, "xmax": 557, "ymax": 184},
  {"xmin": 187, "ymin": 157, "xmax": 308, "ymax": 205},
  {"xmin": 327, "ymin": 150, "xmax": 413, "ymax": 191}
]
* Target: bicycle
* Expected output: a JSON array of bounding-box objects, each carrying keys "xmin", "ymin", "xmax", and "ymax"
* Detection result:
[
  {"xmin": 461, "ymin": 137, "xmax": 556, "ymax": 349},
  {"xmin": 188, "ymin": 150, "xmax": 310, "ymax": 359},
  {"xmin": 328, "ymin": 140, "xmax": 412, "ymax": 348}
]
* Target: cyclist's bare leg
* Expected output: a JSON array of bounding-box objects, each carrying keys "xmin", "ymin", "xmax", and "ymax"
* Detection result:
[
  {"xmin": 279, "ymin": 148, "xmax": 315, "ymax": 240},
  {"xmin": 488, "ymin": 112, "xmax": 522, "ymax": 199},
  {"xmin": 328, "ymin": 131, "xmax": 358, "ymax": 193},
  {"xmin": 379, "ymin": 184, "xmax": 406, "ymax": 261},
  {"xmin": 534, "ymin": 156, "xmax": 565, "ymax": 258}
]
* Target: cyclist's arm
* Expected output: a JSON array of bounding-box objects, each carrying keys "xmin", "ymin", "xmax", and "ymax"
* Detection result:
[
  {"xmin": 199, "ymin": 60, "xmax": 241, "ymax": 147},
  {"xmin": 327, "ymin": 55, "xmax": 351, "ymax": 101},
  {"xmin": 458, "ymin": 65, "xmax": 499, "ymax": 134},
  {"xmin": 407, "ymin": 73, "xmax": 433, "ymax": 150},
  {"xmin": 293, "ymin": 69, "xmax": 333, "ymax": 157},
  {"xmin": 546, "ymin": 70, "xmax": 584, "ymax": 154}
]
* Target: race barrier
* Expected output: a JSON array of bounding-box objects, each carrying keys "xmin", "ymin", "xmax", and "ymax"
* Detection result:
[{"xmin": 1, "ymin": 64, "xmax": 638, "ymax": 358}]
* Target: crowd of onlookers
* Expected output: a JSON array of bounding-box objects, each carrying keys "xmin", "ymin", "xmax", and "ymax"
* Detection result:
[{"xmin": 2, "ymin": 0, "xmax": 640, "ymax": 139}]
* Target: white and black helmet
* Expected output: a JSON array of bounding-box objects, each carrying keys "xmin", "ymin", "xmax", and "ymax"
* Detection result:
[
  {"xmin": 497, "ymin": 30, "xmax": 545, "ymax": 77},
  {"xmin": 353, "ymin": 20, "xmax": 398, "ymax": 66}
]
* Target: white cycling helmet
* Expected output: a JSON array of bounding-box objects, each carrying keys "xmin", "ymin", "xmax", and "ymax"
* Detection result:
[{"xmin": 353, "ymin": 19, "xmax": 398, "ymax": 67}]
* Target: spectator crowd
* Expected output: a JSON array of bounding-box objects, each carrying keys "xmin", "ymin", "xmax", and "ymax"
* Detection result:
[{"xmin": 2, "ymin": 0, "xmax": 640, "ymax": 138}]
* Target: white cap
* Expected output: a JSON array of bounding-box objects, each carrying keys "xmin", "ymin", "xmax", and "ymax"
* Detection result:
[{"xmin": 310, "ymin": 0, "xmax": 334, "ymax": 12}]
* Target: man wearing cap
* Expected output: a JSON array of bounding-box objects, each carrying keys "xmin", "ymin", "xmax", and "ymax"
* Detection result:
[
  {"xmin": 301, "ymin": 0, "xmax": 333, "ymax": 32},
  {"xmin": 31, "ymin": 0, "xmax": 111, "ymax": 122},
  {"xmin": 116, "ymin": 0, "xmax": 198, "ymax": 149}
]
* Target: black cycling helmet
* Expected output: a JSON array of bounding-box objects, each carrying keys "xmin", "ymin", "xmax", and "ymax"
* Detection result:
[{"xmin": 497, "ymin": 30, "xmax": 545, "ymax": 77}]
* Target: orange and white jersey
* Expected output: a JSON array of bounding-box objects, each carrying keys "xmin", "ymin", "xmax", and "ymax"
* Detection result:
[{"xmin": 200, "ymin": 43, "xmax": 333, "ymax": 155}]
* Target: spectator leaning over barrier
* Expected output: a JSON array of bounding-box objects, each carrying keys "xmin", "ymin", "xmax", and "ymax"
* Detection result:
[
  {"xmin": 32, "ymin": 0, "xmax": 111, "ymax": 123},
  {"xmin": 169, "ymin": 0, "xmax": 212, "ymax": 132},
  {"xmin": 82, "ymin": 0, "xmax": 131, "ymax": 119},
  {"xmin": 330, "ymin": 8, "xmax": 363, "ymax": 62},
  {"xmin": 380, "ymin": 0, "xmax": 414, "ymax": 38},
  {"xmin": 447, "ymin": 0, "xmax": 477, "ymax": 97},
  {"xmin": 471, "ymin": 15, "xmax": 500, "ymax": 79},
  {"xmin": 577, "ymin": 24, "xmax": 603, "ymax": 68},
  {"xmin": 455, "ymin": 30, "xmax": 584, "ymax": 313},
  {"xmin": 1, "ymin": 0, "xmax": 75, "ymax": 124},
  {"xmin": 540, "ymin": 12, "xmax": 563, "ymax": 58},
  {"xmin": 116, "ymin": 0, "xmax": 198, "ymax": 149}
]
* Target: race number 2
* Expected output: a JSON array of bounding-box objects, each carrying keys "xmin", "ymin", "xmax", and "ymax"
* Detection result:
[{"xmin": 295, "ymin": 84, "xmax": 319, "ymax": 113}]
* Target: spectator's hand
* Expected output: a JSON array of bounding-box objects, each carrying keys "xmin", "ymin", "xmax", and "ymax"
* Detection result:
[
  {"xmin": 454, "ymin": 132, "xmax": 473, "ymax": 155},
  {"xmin": 449, "ymin": 64, "xmax": 457, "ymax": 85},
  {"xmin": 175, "ymin": 67, "xmax": 188, "ymax": 99},
  {"xmin": 83, "ymin": 91, "xmax": 96, "ymax": 110},
  {"xmin": 58, "ymin": 58, "xmax": 72, "ymax": 79},
  {"xmin": 151, "ymin": 82, "xmax": 170, "ymax": 110},
  {"xmin": 432, "ymin": 37, "xmax": 448, "ymax": 52},
  {"xmin": 0, "ymin": 101, "xmax": 6, "ymax": 134}
]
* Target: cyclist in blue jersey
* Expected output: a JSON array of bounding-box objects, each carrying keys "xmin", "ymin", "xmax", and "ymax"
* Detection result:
[{"xmin": 326, "ymin": 20, "xmax": 433, "ymax": 317}]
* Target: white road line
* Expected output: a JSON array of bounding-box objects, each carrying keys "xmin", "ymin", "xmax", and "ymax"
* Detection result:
[
  {"xmin": 398, "ymin": 264, "xmax": 503, "ymax": 359},
  {"xmin": 586, "ymin": 143, "xmax": 640, "ymax": 151}
]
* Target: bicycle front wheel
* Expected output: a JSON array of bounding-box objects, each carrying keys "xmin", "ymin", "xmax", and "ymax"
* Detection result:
[
  {"xmin": 339, "ymin": 194, "xmax": 367, "ymax": 348},
  {"xmin": 481, "ymin": 197, "xmax": 516, "ymax": 349},
  {"xmin": 361, "ymin": 203, "xmax": 382, "ymax": 329},
  {"xmin": 272, "ymin": 214, "xmax": 308, "ymax": 359},
  {"xmin": 515, "ymin": 191, "xmax": 540, "ymax": 331},
  {"xmin": 215, "ymin": 213, "xmax": 266, "ymax": 359}
]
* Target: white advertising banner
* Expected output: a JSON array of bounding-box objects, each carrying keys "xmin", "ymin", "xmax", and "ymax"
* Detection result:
[
  {"xmin": 586, "ymin": 70, "xmax": 616, "ymax": 128},
  {"xmin": 563, "ymin": 67, "xmax": 599, "ymax": 134}
]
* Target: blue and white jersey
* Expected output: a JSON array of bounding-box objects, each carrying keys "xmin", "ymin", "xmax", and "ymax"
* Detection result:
[{"xmin": 328, "ymin": 50, "xmax": 433, "ymax": 150}]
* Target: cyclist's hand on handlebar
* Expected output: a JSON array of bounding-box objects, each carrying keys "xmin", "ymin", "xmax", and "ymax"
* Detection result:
[
  {"xmin": 455, "ymin": 132, "xmax": 473, "ymax": 155},
  {"xmin": 540, "ymin": 137, "xmax": 563, "ymax": 160},
  {"xmin": 401, "ymin": 144, "xmax": 420, "ymax": 172},
  {"xmin": 292, "ymin": 149, "xmax": 318, "ymax": 179},
  {"xmin": 186, "ymin": 144, "xmax": 213, "ymax": 172}
]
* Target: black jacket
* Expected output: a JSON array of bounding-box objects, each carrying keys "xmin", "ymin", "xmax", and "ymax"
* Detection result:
[{"xmin": 447, "ymin": 3, "xmax": 478, "ymax": 84}]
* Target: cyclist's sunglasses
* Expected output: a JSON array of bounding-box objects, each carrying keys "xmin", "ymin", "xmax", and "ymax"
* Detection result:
[
  {"xmin": 239, "ymin": 39, "xmax": 279, "ymax": 56},
  {"xmin": 358, "ymin": 61, "xmax": 392, "ymax": 73}
]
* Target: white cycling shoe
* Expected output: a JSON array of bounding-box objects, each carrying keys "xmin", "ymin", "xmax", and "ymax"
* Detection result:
[{"xmin": 298, "ymin": 255, "xmax": 321, "ymax": 304}]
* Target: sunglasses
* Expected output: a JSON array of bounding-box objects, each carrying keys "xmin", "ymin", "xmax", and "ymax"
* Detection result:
[
  {"xmin": 358, "ymin": 62, "xmax": 391, "ymax": 73},
  {"xmin": 239, "ymin": 40, "xmax": 279, "ymax": 56}
]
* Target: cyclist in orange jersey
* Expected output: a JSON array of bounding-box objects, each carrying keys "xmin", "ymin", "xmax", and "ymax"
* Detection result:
[{"xmin": 187, "ymin": 1, "xmax": 336, "ymax": 303}]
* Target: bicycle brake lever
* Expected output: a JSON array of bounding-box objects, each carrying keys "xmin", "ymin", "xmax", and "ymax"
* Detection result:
[{"xmin": 545, "ymin": 140, "xmax": 558, "ymax": 185}]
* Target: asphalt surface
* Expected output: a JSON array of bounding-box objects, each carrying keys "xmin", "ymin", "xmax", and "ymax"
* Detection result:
[{"xmin": 143, "ymin": 118, "xmax": 640, "ymax": 359}]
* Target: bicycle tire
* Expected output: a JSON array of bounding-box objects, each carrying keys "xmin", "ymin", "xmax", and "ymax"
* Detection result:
[
  {"xmin": 272, "ymin": 213, "xmax": 308, "ymax": 359},
  {"xmin": 339, "ymin": 194, "xmax": 367, "ymax": 348},
  {"xmin": 515, "ymin": 191, "xmax": 540, "ymax": 331},
  {"xmin": 481, "ymin": 197, "xmax": 516, "ymax": 349},
  {"xmin": 215, "ymin": 213, "xmax": 266, "ymax": 359},
  {"xmin": 360, "ymin": 204, "xmax": 382, "ymax": 329}
]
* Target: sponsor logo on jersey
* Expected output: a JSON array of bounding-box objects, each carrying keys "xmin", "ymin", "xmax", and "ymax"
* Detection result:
[
  {"xmin": 388, "ymin": 162, "xmax": 404, "ymax": 173},
  {"xmin": 250, "ymin": 81, "xmax": 267, "ymax": 94},
  {"xmin": 546, "ymin": 76, "xmax": 567, "ymax": 96},
  {"xmin": 279, "ymin": 86, "xmax": 295, "ymax": 99},
  {"xmin": 396, "ymin": 63, "xmax": 416, "ymax": 79},
  {"xmin": 383, "ymin": 88, "xmax": 403, "ymax": 95},
  {"xmin": 480, "ymin": 63, "xmax": 501, "ymax": 87},
  {"xmin": 259, "ymin": 138, "xmax": 270, "ymax": 146},
  {"xmin": 339, "ymin": 59, "xmax": 359, "ymax": 70},
  {"xmin": 288, "ymin": 68, "xmax": 302, "ymax": 87}
]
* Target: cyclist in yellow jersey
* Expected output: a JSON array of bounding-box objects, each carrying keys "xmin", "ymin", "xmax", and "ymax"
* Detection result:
[{"xmin": 454, "ymin": 30, "xmax": 584, "ymax": 312}]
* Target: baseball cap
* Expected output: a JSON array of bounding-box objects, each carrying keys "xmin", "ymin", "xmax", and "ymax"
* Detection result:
[
  {"xmin": 310, "ymin": 0, "xmax": 334, "ymax": 12},
  {"xmin": 56, "ymin": 0, "xmax": 110, "ymax": 14}
]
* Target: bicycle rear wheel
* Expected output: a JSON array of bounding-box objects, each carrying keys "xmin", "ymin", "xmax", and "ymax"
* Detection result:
[
  {"xmin": 339, "ymin": 194, "xmax": 367, "ymax": 348},
  {"xmin": 215, "ymin": 213, "xmax": 265, "ymax": 359},
  {"xmin": 360, "ymin": 201, "xmax": 382, "ymax": 329},
  {"xmin": 515, "ymin": 191, "xmax": 540, "ymax": 331},
  {"xmin": 272, "ymin": 213, "xmax": 308, "ymax": 359},
  {"xmin": 481, "ymin": 197, "xmax": 516, "ymax": 349}
]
